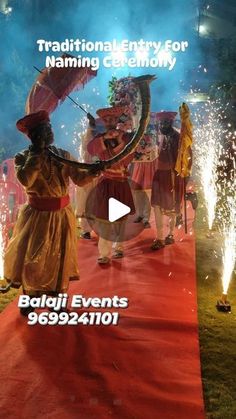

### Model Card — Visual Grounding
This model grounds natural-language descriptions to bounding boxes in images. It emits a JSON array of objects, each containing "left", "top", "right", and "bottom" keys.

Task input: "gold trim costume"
[{"left": 4, "top": 111, "right": 93, "bottom": 296}]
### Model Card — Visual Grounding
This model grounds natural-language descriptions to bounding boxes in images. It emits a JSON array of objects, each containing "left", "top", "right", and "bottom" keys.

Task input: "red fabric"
[
  {"left": 100, "top": 171, "right": 129, "bottom": 181},
  {"left": 28, "top": 194, "right": 70, "bottom": 211},
  {"left": 151, "top": 170, "right": 184, "bottom": 213},
  {"left": 25, "top": 54, "right": 97, "bottom": 114},
  {"left": 0, "top": 213, "right": 204, "bottom": 419},
  {"left": 16, "top": 110, "right": 50, "bottom": 135},
  {"left": 91, "top": 177, "right": 135, "bottom": 220},
  {"left": 156, "top": 111, "right": 177, "bottom": 121},
  {"left": 157, "top": 131, "right": 180, "bottom": 170},
  {"left": 96, "top": 105, "right": 127, "bottom": 120},
  {"left": 131, "top": 159, "right": 158, "bottom": 190},
  {"left": 87, "top": 133, "right": 106, "bottom": 156}
]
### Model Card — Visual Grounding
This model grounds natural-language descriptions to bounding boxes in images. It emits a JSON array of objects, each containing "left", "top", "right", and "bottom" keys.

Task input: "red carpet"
[{"left": 0, "top": 212, "right": 205, "bottom": 419}]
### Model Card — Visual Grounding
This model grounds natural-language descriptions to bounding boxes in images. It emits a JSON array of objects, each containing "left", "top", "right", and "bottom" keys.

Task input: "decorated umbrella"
[
  {"left": 25, "top": 54, "right": 97, "bottom": 114},
  {"left": 48, "top": 75, "right": 156, "bottom": 170}
]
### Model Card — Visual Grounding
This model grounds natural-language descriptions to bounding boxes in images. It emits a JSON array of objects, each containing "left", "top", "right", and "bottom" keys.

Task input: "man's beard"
[
  {"left": 45, "top": 133, "right": 54, "bottom": 145},
  {"left": 160, "top": 127, "right": 172, "bottom": 135}
]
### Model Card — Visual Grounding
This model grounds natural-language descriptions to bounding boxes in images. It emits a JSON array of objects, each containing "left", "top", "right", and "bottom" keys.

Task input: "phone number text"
[{"left": 27, "top": 311, "right": 120, "bottom": 326}]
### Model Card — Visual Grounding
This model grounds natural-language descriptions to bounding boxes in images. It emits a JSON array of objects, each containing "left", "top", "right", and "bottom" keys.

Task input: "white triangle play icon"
[{"left": 108, "top": 197, "right": 131, "bottom": 222}]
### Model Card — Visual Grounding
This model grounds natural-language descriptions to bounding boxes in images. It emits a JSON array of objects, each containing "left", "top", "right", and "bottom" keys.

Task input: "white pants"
[
  {"left": 76, "top": 181, "right": 96, "bottom": 233},
  {"left": 133, "top": 189, "right": 151, "bottom": 222},
  {"left": 80, "top": 216, "right": 93, "bottom": 233},
  {"left": 97, "top": 221, "right": 126, "bottom": 258},
  {"left": 153, "top": 205, "right": 176, "bottom": 240}
]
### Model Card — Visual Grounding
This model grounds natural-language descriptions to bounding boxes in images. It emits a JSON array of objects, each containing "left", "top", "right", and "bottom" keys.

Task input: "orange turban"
[{"left": 16, "top": 110, "right": 50, "bottom": 136}]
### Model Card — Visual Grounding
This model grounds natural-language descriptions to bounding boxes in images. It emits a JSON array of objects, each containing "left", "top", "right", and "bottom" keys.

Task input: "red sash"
[{"left": 28, "top": 195, "right": 70, "bottom": 211}]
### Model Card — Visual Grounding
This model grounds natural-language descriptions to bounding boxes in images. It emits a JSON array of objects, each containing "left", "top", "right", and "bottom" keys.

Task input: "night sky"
[{"left": 0, "top": 0, "right": 234, "bottom": 155}]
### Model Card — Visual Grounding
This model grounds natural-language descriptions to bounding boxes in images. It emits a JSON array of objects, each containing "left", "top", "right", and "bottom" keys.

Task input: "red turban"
[
  {"left": 156, "top": 111, "right": 177, "bottom": 121},
  {"left": 96, "top": 106, "right": 127, "bottom": 121},
  {"left": 16, "top": 110, "right": 50, "bottom": 136}
]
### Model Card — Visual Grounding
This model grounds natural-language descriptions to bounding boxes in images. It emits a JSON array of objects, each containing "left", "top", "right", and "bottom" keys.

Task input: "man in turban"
[
  {"left": 131, "top": 112, "right": 159, "bottom": 228},
  {"left": 151, "top": 111, "right": 183, "bottom": 250},
  {"left": 4, "top": 110, "right": 99, "bottom": 315},
  {"left": 87, "top": 106, "right": 135, "bottom": 264}
]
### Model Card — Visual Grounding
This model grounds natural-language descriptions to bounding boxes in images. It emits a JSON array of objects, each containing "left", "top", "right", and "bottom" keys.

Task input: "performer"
[
  {"left": 131, "top": 127, "right": 157, "bottom": 228},
  {"left": 87, "top": 106, "right": 135, "bottom": 264},
  {"left": 76, "top": 113, "right": 99, "bottom": 239},
  {"left": 151, "top": 111, "right": 183, "bottom": 250},
  {"left": 131, "top": 162, "right": 156, "bottom": 228},
  {"left": 4, "top": 110, "right": 99, "bottom": 315}
]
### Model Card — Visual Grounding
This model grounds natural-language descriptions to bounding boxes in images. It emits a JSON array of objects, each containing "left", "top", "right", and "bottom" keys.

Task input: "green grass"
[
  {"left": 0, "top": 286, "right": 18, "bottom": 312},
  {"left": 0, "top": 211, "right": 235, "bottom": 418},
  {"left": 196, "top": 202, "right": 236, "bottom": 419}
]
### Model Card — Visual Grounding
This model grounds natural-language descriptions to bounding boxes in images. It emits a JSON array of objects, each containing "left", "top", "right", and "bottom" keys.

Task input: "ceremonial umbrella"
[{"left": 25, "top": 54, "right": 97, "bottom": 114}]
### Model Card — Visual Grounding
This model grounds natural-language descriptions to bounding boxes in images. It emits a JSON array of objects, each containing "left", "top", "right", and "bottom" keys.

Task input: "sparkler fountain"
[
  {"left": 194, "top": 99, "right": 235, "bottom": 311},
  {"left": 194, "top": 100, "right": 226, "bottom": 237},
  {"left": 216, "top": 156, "right": 235, "bottom": 312}
]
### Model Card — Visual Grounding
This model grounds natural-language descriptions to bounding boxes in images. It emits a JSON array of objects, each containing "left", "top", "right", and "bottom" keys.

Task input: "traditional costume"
[
  {"left": 4, "top": 111, "right": 93, "bottom": 296},
  {"left": 131, "top": 158, "right": 157, "bottom": 227},
  {"left": 130, "top": 112, "right": 158, "bottom": 227},
  {"left": 151, "top": 111, "right": 183, "bottom": 249},
  {"left": 87, "top": 106, "right": 135, "bottom": 263},
  {"left": 75, "top": 118, "right": 103, "bottom": 239}
]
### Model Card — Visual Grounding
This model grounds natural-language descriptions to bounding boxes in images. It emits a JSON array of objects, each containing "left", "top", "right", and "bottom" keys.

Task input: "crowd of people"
[
  {"left": 77, "top": 106, "right": 191, "bottom": 257},
  {"left": 2, "top": 105, "right": 193, "bottom": 315}
]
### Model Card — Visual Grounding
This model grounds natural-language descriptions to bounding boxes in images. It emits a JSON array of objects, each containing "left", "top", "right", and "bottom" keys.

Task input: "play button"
[
  {"left": 108, "top": 198, "right": 131, "bottom": 222},
  {"left": 83, "top": 180, "right": 150, "bottom": 241}
]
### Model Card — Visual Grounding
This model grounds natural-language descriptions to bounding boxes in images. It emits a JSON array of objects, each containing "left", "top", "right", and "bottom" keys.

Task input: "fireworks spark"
[
  {"left": 215, "top": 104, "right": 236, "bottom": 296},
  {"left": 193, "top": 97, "right": 236, "bottom": 298},
  {"left": 220, "top": 164, "right": 236, "bottom": 295},
  {"left": 194, "top": 100, "right": 226, "bottom": 230},
  {"left": 222, "top": 203, "right": 236, "bottom": 294},
  {"left": 71, "top": 101, "right": 99, "bottom": 159}
]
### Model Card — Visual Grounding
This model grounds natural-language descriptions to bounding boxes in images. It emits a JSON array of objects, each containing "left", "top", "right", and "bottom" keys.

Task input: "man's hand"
[
  {"left": 87, "top": 113, "right": 96, "bottom": 127},
  {"left": 87, "top": 161, "right": 104, "bottom": 176},
  {"left": 104, "top": 129, "right": 120, "bottom": 140}
]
